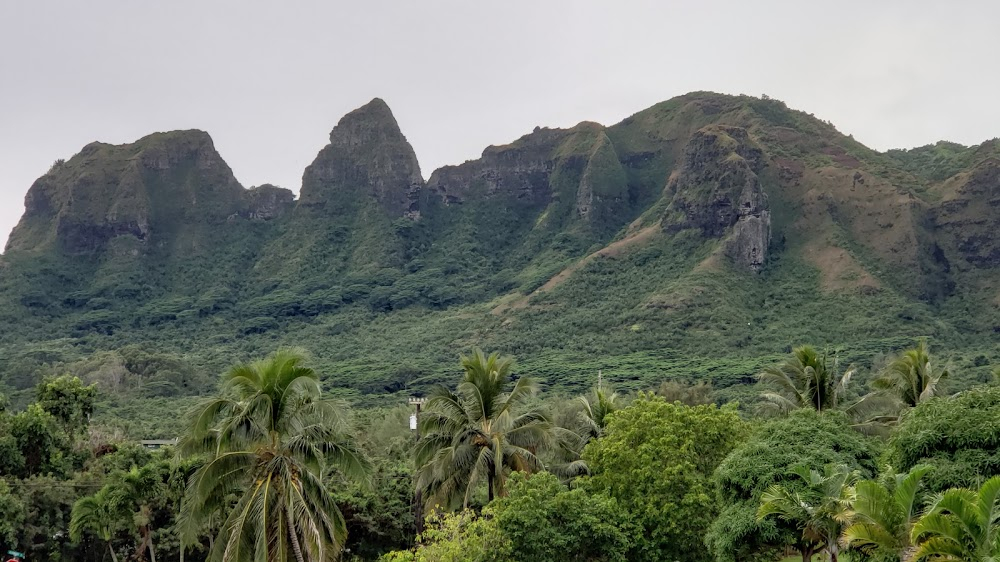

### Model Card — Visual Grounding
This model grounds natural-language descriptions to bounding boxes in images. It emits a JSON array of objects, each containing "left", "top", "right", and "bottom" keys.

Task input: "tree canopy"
[
  {"left": 706, "top": 409, "right": 880, "bottom": 562},
  {"left": 583, "top": 395, "right": 747, "bottom": 562},
  {"left": 886, "top": 385, "right": 1000, "bottom": 492}
]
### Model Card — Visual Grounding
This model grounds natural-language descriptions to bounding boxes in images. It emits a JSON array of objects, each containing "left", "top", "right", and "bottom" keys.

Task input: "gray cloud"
[{"left": 2, "top": 0, "right": 998, "bottom": 250}]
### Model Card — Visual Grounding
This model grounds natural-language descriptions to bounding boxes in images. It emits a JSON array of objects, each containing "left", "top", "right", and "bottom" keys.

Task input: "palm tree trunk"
[
  {"left": 108, "top": 543, "right": 119, "bottom": 562},
  {"left": 145, "top": 526, "right": 157, "bottom": 562},
  {"left": 487, "top": 475, "right": 495, "bottom": 503},
  {"left": 286, "top": 505, "right": 307, "bottom": 562},
  {"left": 799, "top": 545, "right": 813, "bottom": 562}
]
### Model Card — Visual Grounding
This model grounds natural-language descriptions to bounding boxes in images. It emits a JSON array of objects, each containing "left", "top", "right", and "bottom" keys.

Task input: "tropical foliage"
[
  {"left": 910, "top": 476, "right": 1000, "bottom": 562},
  {"left": 706, "top": 410, "right": 879, "bottom": 562},
  {"left": 757, "top": 464, "right": 858, "bottom": 562},
  {"left": 582, "top": 395, "right": 747, "bottom": 562},
  {"left": 886, "top": 385, "right": 1000, "bottom": 492},
  {"left": 179, "top": 349, "right": 368, "bottom": 562},
  {"left": 874, "top": 341, "right": 948, "bottom": 408},
  {"left": 414, "top": 349, "right": 553, "bottom": 509},
  {"left": 6, "top": 340, "right": 1000, "bottom": 562},
  {"left": 842, "top": 465, "right": 932, "bottom": 562}
]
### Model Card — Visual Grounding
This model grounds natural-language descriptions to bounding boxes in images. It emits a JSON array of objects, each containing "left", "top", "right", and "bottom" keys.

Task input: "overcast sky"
[{"left": 2, "top": 0, "right": 998, "bottom": 251}]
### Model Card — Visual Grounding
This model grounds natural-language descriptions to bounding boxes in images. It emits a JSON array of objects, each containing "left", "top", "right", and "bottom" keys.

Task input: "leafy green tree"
[
  {"left": 415, "top": 349, "right": 553, "bottom": 509},
  {"left": 333, "top": 405, "right": 416, "bottom": 559},
  {"left": 35, "top": 375, "right": 97, "bottom": 437},
  {"left": 886, "top": 385, "right": 1000, "bottom": 492},
  {"left": 180, "top": 349, "right": 368, "bottom": 562},
  {"left": 911, "top": 476, "right": 1000, "bottom": 562},
  {"left": 873, "top": 341, "right": 947, "bottom": 409},
  {"left": 377, "top": 510, "right": 509, "bottom": 562},
  {"left": 757, "top": 345, "right": 856, "bottom": 414},
  {"left": 0, "top": 478, "right": 26, "bottom": 550},
  {"left": 9, "top": 403, "right": 70, "bottom": 477},
  {"left": 758, "top": 464, "right": 858, "bottom": 562},
  {"left": 842, "top": 465, "right": 932, "bottom": 562},
  {"left": 19, "top": 474, "right": 82, "bottom": 561},
  {"left": 488, "top": 471, "right": 632, "bottom": 562},
  {"left": 582, "top": 395, "right": 746, "bottom": 562},
  {"left": 334, "top": 459, "right": 415, "bottom": 560},
  {"left": 706, "top": 410, "right": 879, "bottom": 562}
]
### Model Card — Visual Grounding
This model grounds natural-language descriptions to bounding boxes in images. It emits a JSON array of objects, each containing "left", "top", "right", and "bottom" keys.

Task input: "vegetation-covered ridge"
[{"left": 2, "top": 91, "right": 1000, "bottom": 420}]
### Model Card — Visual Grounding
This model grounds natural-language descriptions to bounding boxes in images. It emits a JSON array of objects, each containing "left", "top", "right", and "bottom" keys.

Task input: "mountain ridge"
[{"left": 2, "top": 91, "right": 999, "bottom": 408}]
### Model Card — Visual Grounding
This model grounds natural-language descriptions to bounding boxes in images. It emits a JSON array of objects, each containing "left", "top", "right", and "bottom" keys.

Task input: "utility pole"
[{"left": 408, "top": 397, "right": 427, "bottom": 537}]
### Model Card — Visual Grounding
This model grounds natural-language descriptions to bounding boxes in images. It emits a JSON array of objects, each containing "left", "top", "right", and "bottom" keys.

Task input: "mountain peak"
[
  {"left": 300, "top": 98, "right": 423, "bottom": 217},
  {"left": 5, "top": 129, "right": 244, "bottom": 254}
]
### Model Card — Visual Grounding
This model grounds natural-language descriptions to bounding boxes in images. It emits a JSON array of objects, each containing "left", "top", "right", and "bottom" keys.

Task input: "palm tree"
[
  {"left": 70, "top": 488, "right": 121, "bottom": 562},
  {"left": 415, "top": 349, "right": 554, "bottom": 510},
  {"left": 577, "top": 376, "right": 622, "bottom": 440},
  {"left": 842, "top": 465, "right": 932, "bottom": 562},
  {"left": 757, "top": 346, "right": 856, "bottom": 414},
  {"left": 910, "top": 476, "right": 1000, "bottom": 562},
  {"left": 548, "top": 378, "right": 623, "bottom": 482},
  {"left": 758, "top": 464, "right": 858, "bottom": 562},
  {"left": 116, "top": 464, "right": 164, "bottom": 562},
  {"left": 70, "top": 464, "right": 165, "bottom": 562},
  {"left": 874, "top": 341, "right": 948, "bottom": 408},
  {"left": 179, "top": 349, "right": 368, "bottom": 562}
]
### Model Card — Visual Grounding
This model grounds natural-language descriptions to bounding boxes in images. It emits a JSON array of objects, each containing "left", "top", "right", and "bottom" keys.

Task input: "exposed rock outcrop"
[
  {"left": 425, "top": 122, "right": 630, "bottom": 235},
  {"left": 662, "top": 125, "right": 771, "bottom": 272},
  {"left": 425, "top": 126, "right": 568, "bottom": 207},
  {"left": 933, "top": 157, "right": 1000, "bottom": 268},
  {"left": 245, "top": 184, "right": 295, "bottom": 220},
  {"left": 299, "top": 98, "right": 424, "bottom": 218},
  {"left": 6, "top": 130, "right": 245, "bottom": 254}
]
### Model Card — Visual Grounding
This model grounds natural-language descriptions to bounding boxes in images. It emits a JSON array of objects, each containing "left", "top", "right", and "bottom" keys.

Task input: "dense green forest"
[{"left": 1, "top": 342, "right": 997, "bottom": 562}]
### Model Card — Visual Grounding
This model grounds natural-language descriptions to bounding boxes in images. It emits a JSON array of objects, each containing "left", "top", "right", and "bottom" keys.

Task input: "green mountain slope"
[{"left": 2, "top": 92, "right": 999, "bottom": 413}]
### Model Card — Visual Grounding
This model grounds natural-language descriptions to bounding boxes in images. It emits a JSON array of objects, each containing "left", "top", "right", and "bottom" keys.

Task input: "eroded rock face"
[
  {"left": 425, "top": 127, "right": 567, "bottom": 207},
  {"left": 245, "top": 184, "right": 295, "bottom": 220},
  {"left": 933, "top": 158, "right": 1000, "bottom": 268},
  {"left": 299, "top": 98, "right": 424, "bottom": 218},
  {"left": 662, "top": 125, "right": 771, "bottom": 271},
  {"left": 6, "top": 130, "right": 245, "bottom": 254},
  {"left": 424, "top": 123, "right": 630, "bottom": 235}
]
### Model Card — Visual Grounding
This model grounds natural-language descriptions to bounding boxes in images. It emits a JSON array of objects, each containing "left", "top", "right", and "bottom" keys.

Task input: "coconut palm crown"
[
  {"left": 178, "top": 349, "right": 367, "bottom": 562},
  {"left": 757, "top": 346, "right": 856, "bottom": 414},
  {"left": 874, "top": 340, "right": 948, "bottom": 408},
  {"left": 414, "top": 348, "right": 554, "bottom": 510}
]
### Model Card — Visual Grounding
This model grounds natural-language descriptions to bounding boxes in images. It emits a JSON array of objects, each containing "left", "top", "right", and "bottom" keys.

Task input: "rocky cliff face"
[
  {"left": 933, "top": 157, "right": 1000, "bottom": 269},
  {"left": 425, "top": 122, "right": 631, "bottom": 239},
  {"left": 245, "top": 184, "right": 295, "bottom": 220},
  {"left": 299, "top": 98, "right": 423, "bottom": 218},
  {"left": 6, "top": 130, "right": 247, "bottom": 254},
  {"left": 661, "top": 125, "right": 771, "bottom": 271},
  {"left": 426, "top": 126, "right": 567, "bottom": 207}
]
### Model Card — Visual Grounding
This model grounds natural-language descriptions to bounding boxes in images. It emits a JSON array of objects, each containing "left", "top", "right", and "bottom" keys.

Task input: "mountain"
[{"left": 2, "top": 92, "right": 999, "bottom": 410}]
